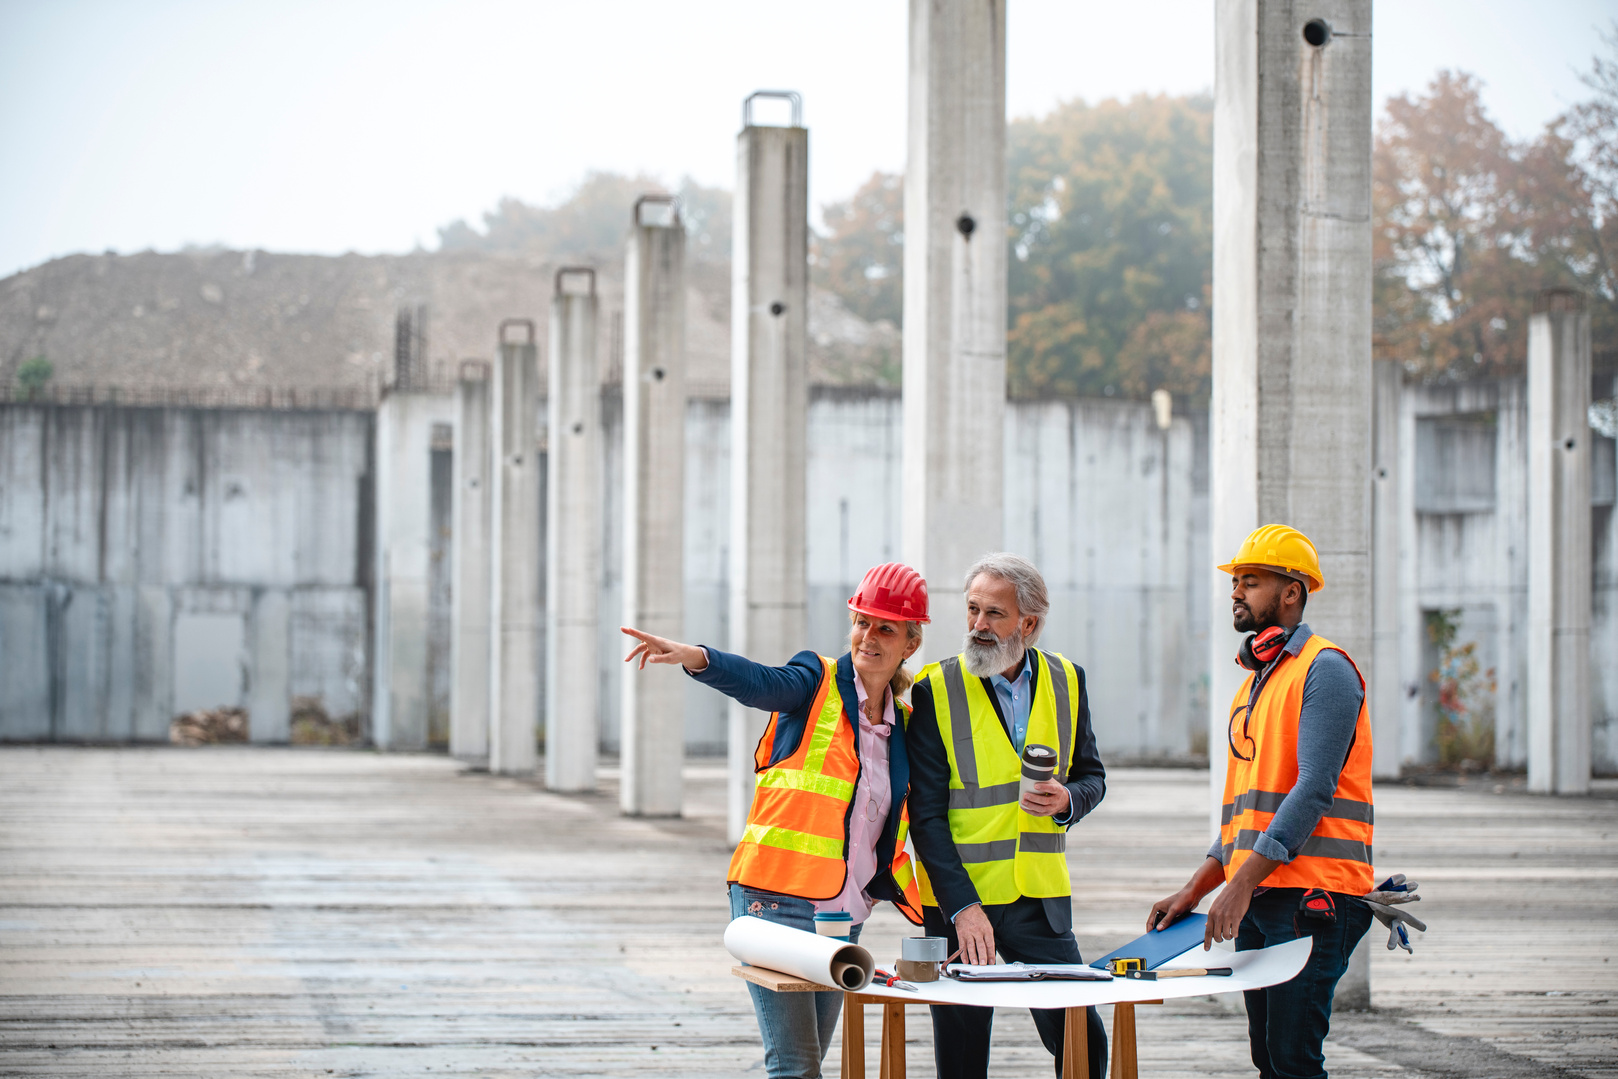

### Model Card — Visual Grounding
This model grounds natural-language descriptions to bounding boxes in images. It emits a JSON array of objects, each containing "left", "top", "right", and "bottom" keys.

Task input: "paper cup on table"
[
  {"left": 1019, "top": 743, "right": 1058, "bottom": 800},
  {"left": 725, "top": 916, "right": 875, "bottom": 991}
]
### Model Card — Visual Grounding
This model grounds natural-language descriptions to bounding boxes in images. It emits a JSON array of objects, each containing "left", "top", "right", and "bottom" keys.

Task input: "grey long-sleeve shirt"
[{"left": 1209, "top": 624, "right": 1365, "bottom": 867}]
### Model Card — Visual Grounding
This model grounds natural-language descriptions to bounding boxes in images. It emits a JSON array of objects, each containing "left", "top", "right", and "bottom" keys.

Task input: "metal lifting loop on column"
[
  {"left": 633, "top": 194, "right": 681, "bottom": 229},
  {"left": 498, "top": 318, "right": 535, "bottom": 345},
  {"left": 553, "top": 266, "right": 597, "bottom": 298},
  {"left": 743, "top": 89, "right": 802, "bottom": 129},
  {"left": 458, "top": 358, "right": 490, "bottom": 382}
]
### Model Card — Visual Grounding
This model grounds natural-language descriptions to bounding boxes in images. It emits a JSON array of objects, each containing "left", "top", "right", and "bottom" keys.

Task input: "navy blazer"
[{"left": 689, "top": 646, "right": 912, "bottom": 908}]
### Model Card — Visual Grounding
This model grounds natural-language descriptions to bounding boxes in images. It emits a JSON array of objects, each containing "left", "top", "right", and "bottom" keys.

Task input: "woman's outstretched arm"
[{"left": 620, "top": 627, "right": 821, "bottom": 714}]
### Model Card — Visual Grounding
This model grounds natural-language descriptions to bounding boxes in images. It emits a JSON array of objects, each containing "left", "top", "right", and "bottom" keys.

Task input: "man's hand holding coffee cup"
[
  {"left": 1017, "top": 743, "right": 1066, "bottom": 815},
  {"left": 1020, "top": 779, "right": 1070, "bottom": 816}
]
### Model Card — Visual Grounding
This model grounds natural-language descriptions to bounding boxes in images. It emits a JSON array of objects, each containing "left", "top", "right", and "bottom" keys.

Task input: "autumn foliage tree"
[
  {"left": 1004, "top": 94, "right": 1213, "bottom": 401},
  {"left": 813, "top": 171, "right": 904, "bottom": 326},
  {"left": 1375, "top": 40, "right": 1618, "bottom": 378}
]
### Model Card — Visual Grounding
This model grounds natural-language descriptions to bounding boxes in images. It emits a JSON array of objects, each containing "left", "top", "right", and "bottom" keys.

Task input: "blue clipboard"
[{"left": 1090, "top": 912, "right": 1210, "bottom": 970}]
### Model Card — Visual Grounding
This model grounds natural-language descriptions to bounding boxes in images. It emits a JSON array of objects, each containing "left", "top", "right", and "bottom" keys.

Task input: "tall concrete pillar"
[
  {"left": 1527, "top": 289, "right": 1592, "bottom": 795},
  {"left": 727, "top": 95, "right": 809, "bottom": 839},
  {"left": 624, "top": 196, "right": 688, "bottom": 817},
  {"left": 901, "top": 0, "right": 1007, "bottom": 660},
  {"left": 451, "top": 360, "right": 492, "bottom": 763},
  {"left": 547, "top": 269, "right": 602, "bottom": 793},
  {"left": 488, "top": 320, "right": 540, "bottom": 776},
  {"left": 1370, "top": 360, "right": 1403, "bottom": 779},
  {"left": 1211, "top": 2, "right": 1375, "bottom": 1007},
  {"left": 372, "top": 326, "right": 456, "bottom": 751}
]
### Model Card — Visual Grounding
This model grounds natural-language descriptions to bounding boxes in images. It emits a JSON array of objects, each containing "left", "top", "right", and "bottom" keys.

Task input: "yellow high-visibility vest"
[{"left": 915, "top": 650, "right": 1078, "bottom": 906}]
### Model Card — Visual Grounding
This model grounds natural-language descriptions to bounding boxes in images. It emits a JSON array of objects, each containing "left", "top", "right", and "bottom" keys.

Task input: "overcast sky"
[{"left": 1, "top": 0, "right": 1613, "bottom": 279}]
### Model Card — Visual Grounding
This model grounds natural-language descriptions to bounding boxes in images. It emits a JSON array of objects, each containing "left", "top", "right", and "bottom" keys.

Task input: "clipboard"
[{"left": 1090, "top": 912, "right": 1211, "bottom": 970}]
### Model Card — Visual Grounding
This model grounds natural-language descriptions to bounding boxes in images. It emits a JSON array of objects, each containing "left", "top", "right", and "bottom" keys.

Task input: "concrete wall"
[
  {"left": 0, "top": 404, "right": 372, "bottom": 741},
  {"left": 1394, "top": 375, "right": 1618, "bottom": 773},
  {"left": 13, "top": 374, "right": 1605, "bottom": 771},
  {"left": 588, "top": 388, "right": 1210, "bottom": 759}
]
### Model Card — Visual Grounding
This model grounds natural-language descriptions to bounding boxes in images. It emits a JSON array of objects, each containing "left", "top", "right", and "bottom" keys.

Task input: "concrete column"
[
  {"left": 901, "top": 0, "right": 1007, "bottom": 659},
  {"left": 247, "top": 589, "right": 290, "bottom": 743},
  {"left": 624, "top": 197, "right": 688, "bottom": 817},
  {"left": 1370, "top": 360, "right": 1403, "bottom": 778},
  {"left": 373, "top": 390, "right": 455, "bottom": 750},
  {"left": 547, "top": 269, "right": 602, "bottom": 793},
  {"left": 451, "top": 361, "right": 492, "bottom": 763},
  {"left": 728, "top": 96, "right": 809, "bottom": 839},
  {"left": 488, "top": 320, "right": 541, "bottom": 775},
  {"left": 1527, "top": 289, "right": 1593, "bottom": 795},
  {"left": 1212, "top": 1, "right": 1375, "bottom": 1008}
]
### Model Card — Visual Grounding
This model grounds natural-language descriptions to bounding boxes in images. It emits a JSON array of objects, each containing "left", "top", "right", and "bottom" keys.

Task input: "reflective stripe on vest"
[
  {"left": 916, "top": 650, "right": 1077, "bottom": 906},
  {"left": 726, "top": 655, "right": 924, "bottom": 924},
  {"left": 1219, "top": 633, "right": 1375, "bottom": 894}
]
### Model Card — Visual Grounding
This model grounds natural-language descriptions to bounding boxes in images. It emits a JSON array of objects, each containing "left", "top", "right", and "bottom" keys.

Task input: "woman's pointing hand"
[{"left": 620, "top": 627, "right": 708, "bottom": 672}]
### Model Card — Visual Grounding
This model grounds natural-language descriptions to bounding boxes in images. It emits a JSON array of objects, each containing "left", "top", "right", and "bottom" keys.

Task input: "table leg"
[
  {"left": 879, "top": 1002, "right": 905, "bottom": 1079},
  {"left": 1110, "top": 1002, "right": 1138, "bottom": 1079},
  {"left": 842, "top": 993, "right": 865, "bottom": 1079},
  {"left": 1062, "top": 1005, "right": 1088, "bottom": 1079}
]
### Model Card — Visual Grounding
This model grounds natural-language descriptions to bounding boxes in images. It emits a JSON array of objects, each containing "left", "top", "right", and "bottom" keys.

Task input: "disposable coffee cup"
[
  {"left": 1019, "top": 744, "right": 1058, "bottom": 800},
  {"left": 813, "top": 910, "right": 853, "bottom": 941}
]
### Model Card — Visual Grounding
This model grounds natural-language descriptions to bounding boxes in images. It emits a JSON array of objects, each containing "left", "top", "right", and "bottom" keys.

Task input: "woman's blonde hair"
[{"left": 848, "top": 611, "right": 925, "bottom": 699}]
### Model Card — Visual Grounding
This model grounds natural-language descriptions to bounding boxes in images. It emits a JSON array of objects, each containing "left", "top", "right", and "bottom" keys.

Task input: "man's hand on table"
[
  {"left": 952, "top": 904, "right": 996, "bottom": 966},
  {"left": 1019, "top": 779, "right": 1070, "bottom": 817},
  {"left": 1147, "top": 855, "right": 1228, "bottom": 945}
]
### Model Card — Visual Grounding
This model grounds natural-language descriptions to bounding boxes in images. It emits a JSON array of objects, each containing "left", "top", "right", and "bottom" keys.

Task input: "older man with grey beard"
[{"left": 906, "top": 553, "right": 1108, "bottom": 1079}]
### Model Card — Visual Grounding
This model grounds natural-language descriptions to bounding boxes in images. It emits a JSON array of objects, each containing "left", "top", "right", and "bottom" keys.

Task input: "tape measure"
[{"left": 1107, "top": 957, "right": 1145, "bottom": 976}]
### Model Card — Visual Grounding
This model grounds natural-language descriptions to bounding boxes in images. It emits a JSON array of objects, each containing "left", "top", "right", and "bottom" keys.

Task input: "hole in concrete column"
[
  {"left": 572, "top": 422, "right": 584, "bottom": 435},
  {"left": 956, "top": 214, "right": 976, "bottom": 239},
  {"left": 1303, "top": 18, "right": 1332, "bottom": 46},
  {"left": 769, "top": 302, "right": 785, "bottom": 316},
  {"left": 1377, "top": 468, "right": 1388, "bottom": 479},
  {"left": 651, "top": 367, "right": 666, "bottom": 381},
  {"left": 1565, "top": 438, "right": 1577, "bottom": 451}
]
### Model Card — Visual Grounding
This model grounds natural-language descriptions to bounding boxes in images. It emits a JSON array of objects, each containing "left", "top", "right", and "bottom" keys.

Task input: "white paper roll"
[{"left": 724, "top": 916, "right": 875, "bottom": 991}]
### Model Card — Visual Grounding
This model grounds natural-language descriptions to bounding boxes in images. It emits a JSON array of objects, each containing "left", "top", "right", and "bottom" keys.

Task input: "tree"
[
  {"left": 1373, "top": 50, "right": 1618, "bottom": 378},
  {"left": 438, "top": 173, "right": 731, "bottom": 263},
  {"left": 813, "top": 172, "right": 904, "bottom": 326},
  {"left": 16, "top": 356, "right": 51, "bottom": 400},
  {"left": 1373, "top": 72, "right": 1545, "bottom": 377},
  {"left": 1005, "top": 94, "right": 1213, "bottom": 401},
  {"left": 1546, "top": 22, "right": 1618, "bottom": 350}
]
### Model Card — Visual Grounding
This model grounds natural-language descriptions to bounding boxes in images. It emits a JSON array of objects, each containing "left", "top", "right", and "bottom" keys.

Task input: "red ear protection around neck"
[{"left": 1237, "top": 625, "right": 1290, "bottom": 671}]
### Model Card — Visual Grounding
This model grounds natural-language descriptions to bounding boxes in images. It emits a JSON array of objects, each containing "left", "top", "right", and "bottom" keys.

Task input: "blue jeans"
[
  {"left": 1236, "top": 888, "right": 1373, "bottom": 1079},
  {"left": 729, "top": 884, "right": 863, "bottom": 1079}
]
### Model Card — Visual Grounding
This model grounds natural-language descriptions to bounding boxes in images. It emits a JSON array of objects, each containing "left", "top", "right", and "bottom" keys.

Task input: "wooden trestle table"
[{"left": 731, "top": 936, "right": 1311, "bottom": 1079}]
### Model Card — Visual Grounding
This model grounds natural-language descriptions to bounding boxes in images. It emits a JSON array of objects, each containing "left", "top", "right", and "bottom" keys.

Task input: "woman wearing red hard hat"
[{"left": 621, "top": 562, "right": 929, "bottom": 1079}]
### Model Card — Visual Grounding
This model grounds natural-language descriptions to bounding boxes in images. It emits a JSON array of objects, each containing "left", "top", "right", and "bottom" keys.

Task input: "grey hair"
[{"left": 964, "top": 552, "right": 1050, "bottom": 646}]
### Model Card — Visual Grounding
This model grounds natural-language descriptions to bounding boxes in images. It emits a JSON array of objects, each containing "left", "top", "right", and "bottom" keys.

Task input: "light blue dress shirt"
[{"left": 988, "top": 650, "right": 1035, "bottom": 754}]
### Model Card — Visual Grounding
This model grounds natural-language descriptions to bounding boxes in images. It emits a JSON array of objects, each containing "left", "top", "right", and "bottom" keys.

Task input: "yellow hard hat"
[{"left": 1217, "top": 524, "right": 1324, "bottom": 593}]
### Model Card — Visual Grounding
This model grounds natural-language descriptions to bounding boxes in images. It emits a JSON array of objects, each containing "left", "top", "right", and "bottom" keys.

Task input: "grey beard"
[{"left": 962, "top": 628, "right": 1025, "bottom": 678}]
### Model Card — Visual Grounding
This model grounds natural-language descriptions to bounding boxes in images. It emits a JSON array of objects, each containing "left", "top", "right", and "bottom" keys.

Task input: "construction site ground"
[{"left": 1, "top": 746, "right": 1614, "bottom": 1078}]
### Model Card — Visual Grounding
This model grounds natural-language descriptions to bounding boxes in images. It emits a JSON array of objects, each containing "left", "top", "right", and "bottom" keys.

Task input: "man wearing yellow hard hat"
[{"left": 1147, "top": 525, "right": 1375, "bottom": 1079}]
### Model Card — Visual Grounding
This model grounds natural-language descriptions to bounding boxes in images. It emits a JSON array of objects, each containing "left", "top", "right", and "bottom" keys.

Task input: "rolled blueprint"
[{"left": 725, "top": 916, "right": 875, "bottom": 991}]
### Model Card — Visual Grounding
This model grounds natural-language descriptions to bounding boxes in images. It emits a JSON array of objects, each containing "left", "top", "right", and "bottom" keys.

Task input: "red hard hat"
[{"left": 848, "top": 562, "right": 930, "bottom": 624}]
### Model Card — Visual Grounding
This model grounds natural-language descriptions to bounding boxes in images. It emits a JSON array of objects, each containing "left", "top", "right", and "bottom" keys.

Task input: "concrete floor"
[{"left": 1, "top": 746, "right": 1614, "bottom": 1078}]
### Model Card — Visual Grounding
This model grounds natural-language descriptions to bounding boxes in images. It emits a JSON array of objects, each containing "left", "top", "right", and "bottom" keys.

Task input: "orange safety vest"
[
  {"left": 1220, "top": 632, "right": 1375, "bottom": 895},
  {"left": 727, "top": 655, "right": 924, "bottom": 925}
]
